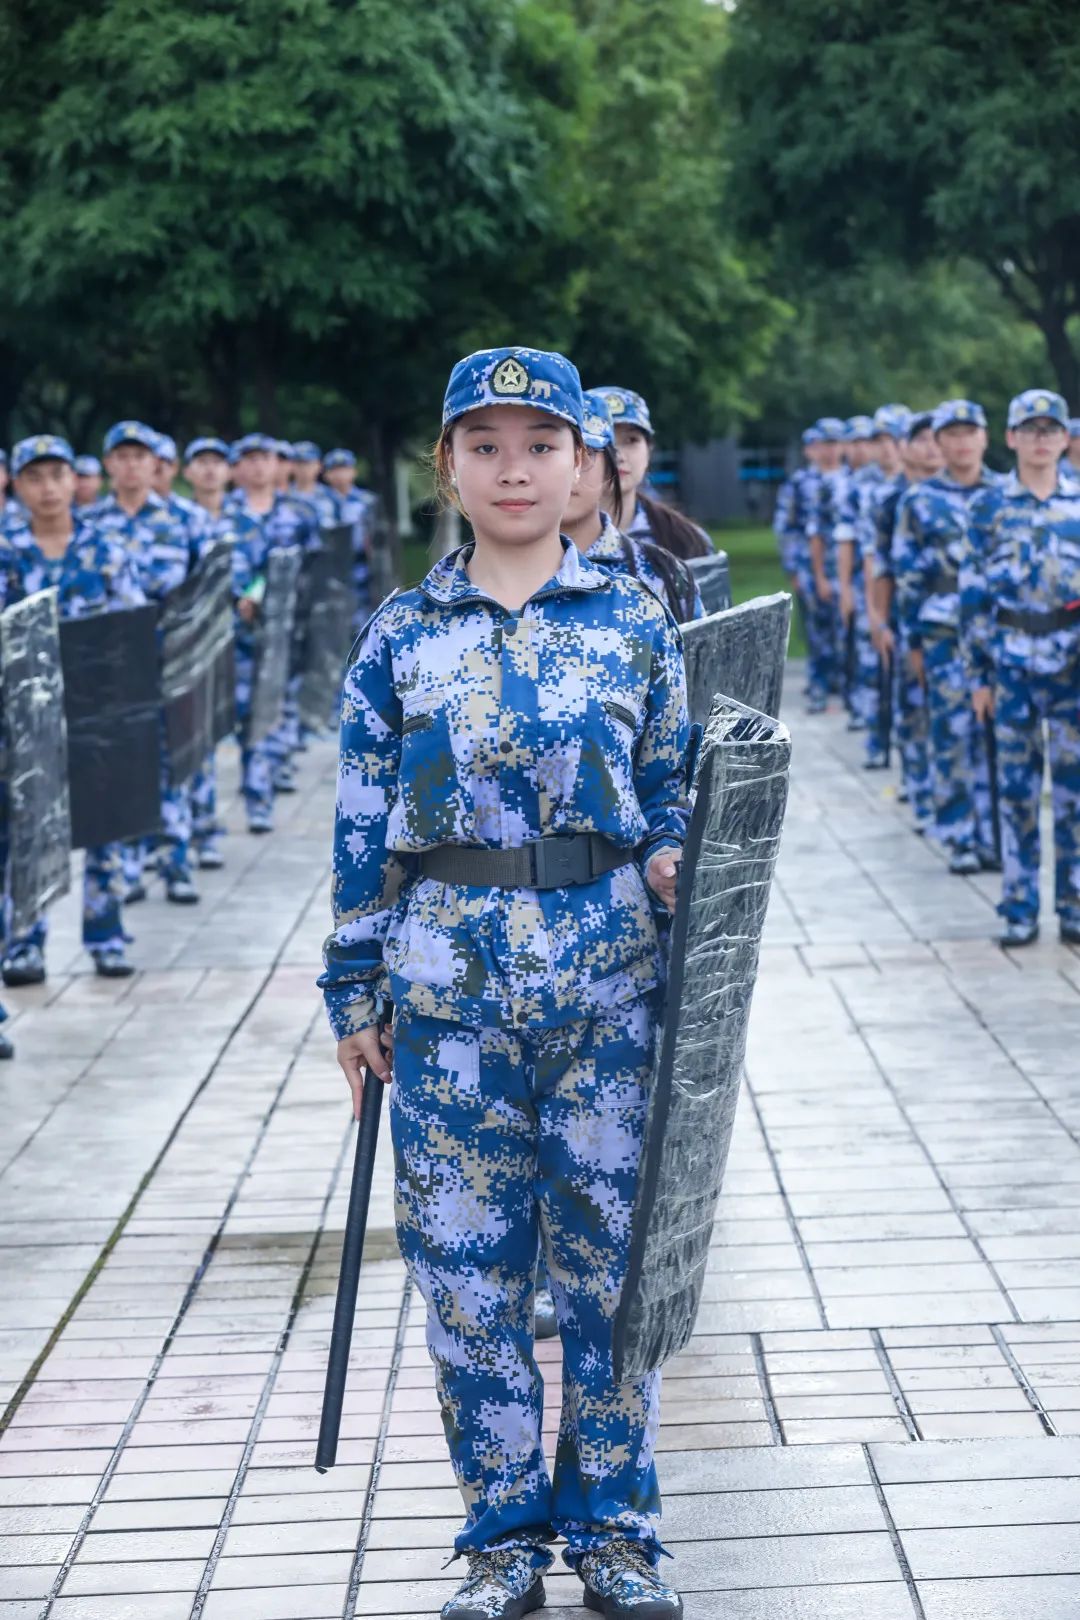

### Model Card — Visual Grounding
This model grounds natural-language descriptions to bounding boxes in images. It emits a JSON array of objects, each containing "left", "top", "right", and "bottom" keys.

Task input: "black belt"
[
  {"left": 997, "top": 604, "right": 1080, "bottom": 635},
  {"left": 417, "top": 835, "right": 631, "bottom": 890}
]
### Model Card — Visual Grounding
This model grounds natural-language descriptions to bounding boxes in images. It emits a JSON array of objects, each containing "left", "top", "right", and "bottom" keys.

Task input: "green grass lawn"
[
  {"left": 400, "top": 519, "right": 803, "bottom": 654},
  {"left": 711, "top": 521, "right": 804, "bottom": 656}
]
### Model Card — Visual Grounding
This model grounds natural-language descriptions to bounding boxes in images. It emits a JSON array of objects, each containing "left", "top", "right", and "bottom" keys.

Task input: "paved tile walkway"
[{"left": 1, "top": 685, "right": 1078, "bottom": 1618}]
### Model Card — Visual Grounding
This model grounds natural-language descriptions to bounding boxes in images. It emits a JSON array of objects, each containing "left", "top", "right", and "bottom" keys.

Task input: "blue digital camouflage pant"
[
  {"left": 923, "top": 630, "right": 994, "bottom": 855},
  {"left": 845, "top": 573, "right": 879, "bottom": 728},
  {"left": 895, "top": 648, "right": 933, "bottom": 825},
  {"left": 234, "top": 645, "right": 274, "bottom": 818},
  {"left": 391, "top": 997, "right": 663, "bottom": 1570},
  {"left": 800, "top": 571, "right": 836, "bottom": 706},
  {"left": 13, "top": 843, "right": 127, "bottom": 958},
  {"left": 157, "top": 768, "right": 194, "bottom": 881},
  {"left": 993, "top": 663, "right": 1080, "bottom": 926},
  {"left": 191, "top": 752, "right": 219, "bottom": 845}
]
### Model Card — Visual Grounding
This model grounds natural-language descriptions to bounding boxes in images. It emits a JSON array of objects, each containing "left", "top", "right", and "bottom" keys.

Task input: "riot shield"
[
  {"left": 59, "top": 605, "right": 161, "bottom": 850},
  {"left": 159, "top": 542, "right": 236, "bottom": 784},
  {"left": 686, "top": 549, "right": 732, "bottom": 616},
  {"left": 298, "top": 523, "right": 354, "bottom": 731},
  {"left": 247, "top": 549, "right": 301, "bottom": 745},
  {"left": 0, "top": 592, "right": 72, "bottom": 935},
  {"left": 612, "top": 695, "right": 791, "bottom": 1381},
  {"left": 681, "top": 592, "right": 792, "bottom": 725}
]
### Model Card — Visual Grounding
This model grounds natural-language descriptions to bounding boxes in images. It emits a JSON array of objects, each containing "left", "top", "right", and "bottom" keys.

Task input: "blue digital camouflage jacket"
[
  {"left": 892, "top": 469, "right": 1001, "bottom": 646},
  {"left": 586, "top": 510, "right": 705, "bottom": 620},
  {"left": 804, "top": 467, "right": 849, "bottom": 581},
  {"left": 226, "top": 489, "right": 319, "bottom": 562},
  {"left": 869, "top": 473, "right": 908, "bottom": 582},
  {"left": 90, "top": 490, "right": 203, "bottom": 601},
  {"left": 834, "top": 463, "right": 884, "bottom": 562},
  {"left": 320, "top": 539, "right": 690, "bottom": 1038},
  {"left": 773, "top": 466, "right": 818, "bottom": 578},
  {"left": 960, "top": 470, "right": 1080, "bottom": 681},
  {"left": 0, "top": 515, "right": 147, "bottom": 617}
]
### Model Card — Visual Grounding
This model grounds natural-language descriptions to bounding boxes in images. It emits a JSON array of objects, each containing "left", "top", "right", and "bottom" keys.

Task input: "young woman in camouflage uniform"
[{"left": 321, "top": 348, "right": 688, "bottom": 1620}]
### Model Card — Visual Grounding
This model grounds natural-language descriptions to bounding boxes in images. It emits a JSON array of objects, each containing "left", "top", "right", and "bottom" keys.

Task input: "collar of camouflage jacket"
[{"left": 418, "top": 533, "right": 611, "bottom": 607}]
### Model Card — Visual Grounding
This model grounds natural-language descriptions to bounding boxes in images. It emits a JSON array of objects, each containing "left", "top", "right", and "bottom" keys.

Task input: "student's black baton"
[
  {"left": 316, "top": 1030, "right": 388, "bottom": 1474},
  {"left": 984, "top": 715, "right": 1002, "bottom": 868},
  {"left": 877, "top": 647, "right": 893, "bottom": 767}
]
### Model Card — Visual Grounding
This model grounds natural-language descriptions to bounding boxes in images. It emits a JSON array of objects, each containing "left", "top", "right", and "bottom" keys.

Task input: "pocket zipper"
[
  {"left": 402, "top": 710, "right": 435, "bottom": 735},
  {"left": 604, "top": 698, "right": 637, "bottom": 730}
]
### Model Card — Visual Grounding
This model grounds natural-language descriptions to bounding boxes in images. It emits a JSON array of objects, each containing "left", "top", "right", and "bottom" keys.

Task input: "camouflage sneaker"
[
  {"left": 441, "top": 1546, "right": 546, "bottom": 1620},
  {"left": 579, "top": 1541, "right": 683, "bottom": 1619}
]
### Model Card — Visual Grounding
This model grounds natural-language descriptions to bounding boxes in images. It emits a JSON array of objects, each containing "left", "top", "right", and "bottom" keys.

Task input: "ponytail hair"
[
  {"left": 636, "top": 491, "right": 711, "bottom": 560},
  {"left": 602, "top": 446, "right": 624, "bottom": 527}
]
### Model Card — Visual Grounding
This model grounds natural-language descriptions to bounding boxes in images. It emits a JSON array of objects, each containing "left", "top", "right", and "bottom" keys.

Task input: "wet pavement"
[{"left": 1, "top": 685, "right": 1078, "bottom": 1619}]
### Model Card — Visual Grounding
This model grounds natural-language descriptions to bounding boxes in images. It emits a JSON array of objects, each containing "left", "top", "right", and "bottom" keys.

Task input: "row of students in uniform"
[
  {"left": 779, "top": 396, "right": 1080, "bottom": 950},
  {"left": 0, "top": 425, "right": 373, "bottom": 1056}
]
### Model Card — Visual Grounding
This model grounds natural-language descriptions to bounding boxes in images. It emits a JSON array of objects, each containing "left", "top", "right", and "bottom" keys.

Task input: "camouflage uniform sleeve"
[
  {"left": 635, "top": 608, "right": 691, "bottom": 878},
  {"left": 773, "top": 479, "right": 796, "bottom": 574},
  {"left": 319, "top": 612, "right": 407, "bottom": 1038},
  {"left": 892, "top": 491, "right": 929, "bottom": 649},
  {"left": 959, "top": 493, "right": 996, "bottom": 687},
  {"left": 872, "top": 489, "right": 895, "bottom": 580}
]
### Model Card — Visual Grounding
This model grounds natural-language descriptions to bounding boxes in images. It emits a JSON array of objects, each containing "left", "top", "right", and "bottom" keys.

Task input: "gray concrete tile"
[
  {"left": 917, "top": 1575, "right": 1080, "bottom": 1620},
  {"left": 902, "top": 1523, "right": 1080, "bottom": 1580}
]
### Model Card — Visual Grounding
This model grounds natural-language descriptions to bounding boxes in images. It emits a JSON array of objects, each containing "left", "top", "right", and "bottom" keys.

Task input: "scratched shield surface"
[
  {"left": 681, "top": 592, "right": 792, "bottom": 725},
  {"left": 685, "top": 549, "right": 732, "bottom": 616},
  {"left": 613, "top": 695, "right": 791, "bottom": 1381},
  {"left": 0, "top": 590, "right": 72, "bottom": 934}
]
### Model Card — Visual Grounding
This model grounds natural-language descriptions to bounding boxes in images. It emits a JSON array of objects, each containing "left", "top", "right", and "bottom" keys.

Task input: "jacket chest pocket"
[{"left": 397, "top": 690, "right": 469, "bottom": 843}]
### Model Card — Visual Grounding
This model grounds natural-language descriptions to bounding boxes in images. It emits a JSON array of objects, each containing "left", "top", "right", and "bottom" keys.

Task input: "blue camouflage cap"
[
  {"left": 323, "top": 448, "right": 356, "bottom": 469},
  {"left": 184, "top": 436, "right": 230, "bottom": 463},
  {"left": 906, "top": 411, "right": 935, "bottom": 439},
  {"left": 73, "top": 454, "right": 102, "bottom": 477},
  {"left": 1069, "top": 418, "right": 1080, "bottom": 439},
  {"left": 1006, "top": 389, "right": 1069, "bottom": 430},
  {"left": 443, "top": 347, "right": 585, "bottom": 435},
  {"left": 104, "top": 419, "right": 158, "bottom": 454},
  {"left": 873, "top": 403, "right": 912, "bottom": 439},
  {"left": 847, "top": 415, "right": 876, "bottom": 441},
  {"left": 801, "top": 425, "right": 825, "bottom": 446},
  {"left": 276, "top": 439, "right": 295, "bottom": 460},
  {"left": 154, "top": 433, "right": 178, "bottom": 462},
  {"left": 0, "top": 451, "right": 7, "bottom": 468},
  {"left": 932, "top": 399, "right": 987, "bottom": 432},
  {"left": 292, "top": 440, "right": 322, "bottom": 462},
  {"left": 581, "top": 390, "right": 616, "bottom": 452},
  {"left": 815, "top": 417, "right": 848, "bottom": 443},
  {"left": 12, "top": 434, "right": 75, "bottom": 475},
  {"left": 591, "top": 386, "right": 653, "bottom": 437},
  {"left": 234, "top": 432, "right": 279, "bottom": 458}
]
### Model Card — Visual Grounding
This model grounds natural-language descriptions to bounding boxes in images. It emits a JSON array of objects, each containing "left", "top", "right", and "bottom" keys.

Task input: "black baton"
[
  {"left": 877, "top": 648, "right": 893, "bottom": 767},
  {"left": 984, "top": 715, "right": 1002, "bottom": 867},
  {"left": 316, "top": 1029, "right": 388, "bottom": 1473}
]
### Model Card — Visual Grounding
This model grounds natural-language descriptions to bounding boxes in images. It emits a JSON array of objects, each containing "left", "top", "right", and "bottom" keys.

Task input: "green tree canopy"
[
  {"left": 723, "top": 0, "right": 1080, "bottom": 402},
  {"left": 0, "top": 0, "right": 785, "bottom": 481}
]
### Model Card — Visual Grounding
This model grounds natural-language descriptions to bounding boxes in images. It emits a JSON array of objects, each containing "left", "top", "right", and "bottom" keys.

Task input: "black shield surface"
[
  {"left": 159, "top": 542, "right": 236, "bottom": 783},
  {"left": 59, "top": 606, "right": 161, "bottom": 849},
  {"left": 0, "top": 591, "right": 72, "bottom": 934},
  {"left": 681, "top": 591, "right": 792, "bottom": 725},
  {"left": 612, "top": 696, "right": 791, "bottom": 1381},
  {"left": 686, "top": 550, "right": 732, "bottom": 616},
  {"left": 247, "top": 549, "right": 301, "bottom": 745},
  {"left": 299, "top": 523, "right": 354, "bottom": 730}
]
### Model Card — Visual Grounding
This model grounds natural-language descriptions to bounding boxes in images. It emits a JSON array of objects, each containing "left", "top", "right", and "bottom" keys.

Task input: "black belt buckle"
[{"left": 531, "top": 836, "right": 591, "bottom": 888}]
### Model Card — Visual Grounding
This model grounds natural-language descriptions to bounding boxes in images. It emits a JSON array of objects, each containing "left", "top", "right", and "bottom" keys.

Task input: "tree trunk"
[{"left": 1039, "top": 311, "right": 1080, "bottom": 406}]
